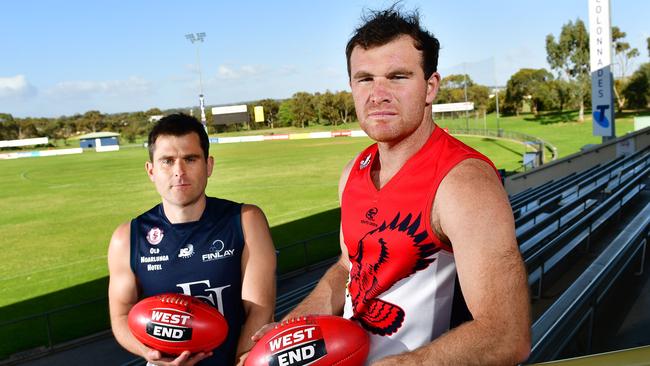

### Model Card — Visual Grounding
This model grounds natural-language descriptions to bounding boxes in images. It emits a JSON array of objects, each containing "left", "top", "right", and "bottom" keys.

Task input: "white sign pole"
[{"left": 588, "top": 0, "right": 615, "bottom": 140}]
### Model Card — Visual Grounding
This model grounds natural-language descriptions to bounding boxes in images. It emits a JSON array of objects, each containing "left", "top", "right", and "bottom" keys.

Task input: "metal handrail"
[
  {"left": 448, "top": 128, "right": 558, "bottom": 161},
  {"left": 0, "top": 298, "right": 107, "bottom": 328}
]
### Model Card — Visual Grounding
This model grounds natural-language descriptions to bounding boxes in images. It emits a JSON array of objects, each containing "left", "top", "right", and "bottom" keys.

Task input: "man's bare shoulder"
[
  {"left": 433, "top": 158, "right": 511, "bottom": 235},
  {"left": 240, "top": 204, "right": 274, "bottom": 231},
  {"left": 438, "top": 158, "right": 504, "bottom": 200},
  {"left": 241, "top": 203, "right": 265, "bottom": 218},
  {"left": 446, "top": 158, "right": 498, "bottom": 183},
  {"left": 339, "top": 153, "right": 361, "bottom": 197},
  {"left": 239, "top": 204, "right": 273, "bottom": 249},
  {"left": 110, "top": 222, "right": 131, "bottom": 247}
]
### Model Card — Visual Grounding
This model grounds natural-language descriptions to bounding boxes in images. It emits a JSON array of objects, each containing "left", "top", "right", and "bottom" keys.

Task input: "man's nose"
[
  {"left": 370, "top": 79, "right": 391, "bottom": 104},
  {"left": 173, "top": 160, "right": 186, "bottom": 176}
]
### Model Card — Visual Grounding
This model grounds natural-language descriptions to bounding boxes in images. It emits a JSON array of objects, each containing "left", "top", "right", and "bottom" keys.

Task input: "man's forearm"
[
  {"left": 111, "top": 315, "right": 149, "bottom": 358},
  {"left": 284, "top": 261, "right": 348, "bottom": 320},
  {"left": 373, "top": 318, "right": 530, "bottom": 366},
  {"left": 236, "top": 302, "right": 275, "bottom": 363}
]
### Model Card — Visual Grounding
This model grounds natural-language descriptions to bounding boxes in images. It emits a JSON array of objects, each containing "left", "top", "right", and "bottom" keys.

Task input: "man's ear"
[
  {"left": 145, "top": 161, "right": 155, "bottom": 182},
  {"left": 206, "top": 156, "right": 214, "bottom": 178},
  {"left": 425, "top": 72, "right": 441, "bottom": 106}
]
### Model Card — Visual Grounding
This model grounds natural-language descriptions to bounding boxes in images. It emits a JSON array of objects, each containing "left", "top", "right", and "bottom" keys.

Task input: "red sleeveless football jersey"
[{"left": 341, "top": 126, "right": 497, "bottom": 364}]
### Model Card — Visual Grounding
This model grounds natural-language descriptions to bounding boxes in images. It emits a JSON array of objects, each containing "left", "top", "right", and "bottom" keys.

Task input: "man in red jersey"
[{"left": 254, "top": 6, "right": 531, "bottom": 365}]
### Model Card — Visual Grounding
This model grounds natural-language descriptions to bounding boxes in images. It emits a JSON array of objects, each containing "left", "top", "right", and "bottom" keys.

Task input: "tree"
[
  {"left": 259, "top": 99, "right": 280, "bottom": 128},
  {"left": 647, "top": 37, "right": 650, "bottom": 57},
  {"left": 335, "top": 91, "right": 355, "bottom": 124},
  {"left": 289, "top": 92, "right": 316, "bottom": 128},
  {"left": 16, "top": 118, "right": 40, "bottom": 139},
  {"left": 440, "top": 74, "right": 473, "bottom": 90},
  {"left": 486, "top": 89, "right": 505, "bottom": 114},
  {"left": 317, "top": 91, "right": 340, "bottom": 125},
  {"left": 78, "top": 110, "right": 105, "bottom": 133},
  {"left": 548, "top": 79, "right": 574, "bottom": 112},
  {"left": 436, "top": 74, "right": 489, "bottom": 113},
  {"left": 121, "top": 111, "right": 149, "bottom": 142},
  {"left": 277, "top": 100, "right": 295, "bottom": 127},
  {"left": 623, "top": 63, "right": 650, "bottom": 109},
  {"left": 468, "top": 85, "right": 490, "bottom": 112},
  {"left": 145, "top": 108, "right": 163, "bottom": 116},
  {"left": 0, "top": 113, "right": 18, "bottom": 140},
  {"left": 546, "top": 19, "right": 590, "bottom": 121},
  {"left": 612, "top": 26, "right": 640, "bottom": 110},
  {"left": 505, "top": 68, "right": 554, "bottom": 115},
  {"left": 437, "top": 74, "right": 473, "bottom": 104},
  {"left": 612, "top": 27, "right": 640, "bottom": 80}
]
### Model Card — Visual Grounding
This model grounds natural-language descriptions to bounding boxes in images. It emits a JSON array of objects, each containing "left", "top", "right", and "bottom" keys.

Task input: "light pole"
[
  {"left": 495, "top": 87, "right": 501, "bottom": 136},
  {"left": 463, "top": 63, "right": 469, "bottom": 130},
  {"left": 492, "top": 57, "right": 501, "bottom": 137},
  {"left": 185, "top": 32, "right": 207, "bottom": 131},
  {"left": 489, "top": 89, "right": 501, "bottom": 136}
]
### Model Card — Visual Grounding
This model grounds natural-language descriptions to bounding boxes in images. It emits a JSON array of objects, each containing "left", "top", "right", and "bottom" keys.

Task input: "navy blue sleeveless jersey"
[{"left": 130, "top": 197, "right": 245, "bottom": 366}]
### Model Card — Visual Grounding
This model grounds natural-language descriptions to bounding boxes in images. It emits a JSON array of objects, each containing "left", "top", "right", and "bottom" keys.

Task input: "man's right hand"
[
  {"left": 250, "top": 322, "right": 279, "bottom": 342},
  {"left": 145, "top": 349, "right": 212, "bottom": 366}
]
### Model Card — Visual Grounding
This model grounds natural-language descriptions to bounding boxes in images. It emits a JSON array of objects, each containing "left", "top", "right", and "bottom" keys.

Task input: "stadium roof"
[{"left": 73, "top": 132, "right": 120, "bottom": 140}]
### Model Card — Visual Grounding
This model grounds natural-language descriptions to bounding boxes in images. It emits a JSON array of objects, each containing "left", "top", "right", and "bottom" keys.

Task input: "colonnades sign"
[{"left": 588, "top": 0, "right": 615, "bottom": 138}]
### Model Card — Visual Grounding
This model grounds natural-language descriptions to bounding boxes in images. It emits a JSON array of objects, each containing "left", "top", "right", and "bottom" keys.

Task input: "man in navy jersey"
[
  {"left": 108, "top": 113, "right": 276, "bottom": 366},
  {"left": 254, "top": 6, "right": 530, "bottom": 366}
]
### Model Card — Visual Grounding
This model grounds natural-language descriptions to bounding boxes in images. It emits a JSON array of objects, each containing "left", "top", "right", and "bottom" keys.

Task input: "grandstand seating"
[
  {"left": 528, "top": 202, "right": 650, "bottom": 363},
  {"left": 521, "top": 151, "right": 649, "bottom": 295},
  {"left": 510, "top": 163, "right": 604, "bottom": 214},
  {"left": 513, "top": 154, "right": 632, "bottom": 224}
]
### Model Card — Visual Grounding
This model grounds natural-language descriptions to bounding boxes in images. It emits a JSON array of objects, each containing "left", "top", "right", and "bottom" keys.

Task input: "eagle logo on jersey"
[{"left": 347, "top": 212, "right": 439, "bottom": 336}]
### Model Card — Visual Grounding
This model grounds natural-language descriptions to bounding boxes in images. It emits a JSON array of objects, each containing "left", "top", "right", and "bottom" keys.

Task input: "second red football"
[{"left": 246, "top": 315, "right": 369, "bottom": 366}]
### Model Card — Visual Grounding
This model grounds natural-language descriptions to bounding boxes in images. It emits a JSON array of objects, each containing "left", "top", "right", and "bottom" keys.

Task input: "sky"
[{"left": 1, "top": 0, "right": 648, "bottom": 118}]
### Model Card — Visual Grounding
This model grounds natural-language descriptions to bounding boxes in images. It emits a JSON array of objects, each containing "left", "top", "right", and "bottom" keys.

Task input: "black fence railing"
[
  {"left": 0, "top": 297, "right": 109, "bottom": 362},
  {"left": 448, "top": 128, "right": 558, "bottom": 163},
  {"left": 275, "top": 230, "right": 338, "bottom": 276}
]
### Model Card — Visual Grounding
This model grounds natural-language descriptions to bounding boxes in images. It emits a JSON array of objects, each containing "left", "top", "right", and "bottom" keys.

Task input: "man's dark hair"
[
  {"left": 345, "top": 5, "right": 440, "bottom": 80},
  {"left": 147, "top": 113, "right": 209, "bottom": 161}
]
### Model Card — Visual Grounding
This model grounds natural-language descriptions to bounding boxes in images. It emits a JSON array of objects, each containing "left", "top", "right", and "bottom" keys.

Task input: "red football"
[
  {"left": 246, "top": 315, "right": 369, "bottom": 366},
  {"left": 127, "top": 293, "right": 228, "bottom": 355}
]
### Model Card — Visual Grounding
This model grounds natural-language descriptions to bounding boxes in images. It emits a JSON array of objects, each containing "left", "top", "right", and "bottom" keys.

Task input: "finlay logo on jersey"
[
  {"left": 266, "top": 325, "right": 327, "bottom": 366},
  {"left": 146, "top": 227, "right": 164, "bottom": 245},
  {"left": 359, "top": 153, "right": 372, "bottom": 170},
  {"left": 202, "top": 240, "right": 235, "bottom": 262}
]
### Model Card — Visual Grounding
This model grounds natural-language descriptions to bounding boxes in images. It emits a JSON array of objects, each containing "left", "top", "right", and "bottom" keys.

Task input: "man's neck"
[
  {"left": 373, "top": 120, "right": 435, "bottom": 188},
  {"left": 161, "top": 195, "right": 207, "bottom": 224}
]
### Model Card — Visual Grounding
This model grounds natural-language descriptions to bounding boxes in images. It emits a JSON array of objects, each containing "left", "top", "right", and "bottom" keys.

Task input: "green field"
[
  {"left": 0, "top": 133, "right": 527, "bottom": 309},
  {"left": 0, "top": 112, "right": 641, "bottom": 358},
  {"left": 436, "top": 110, "right": 638, "bottom": 158}
]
